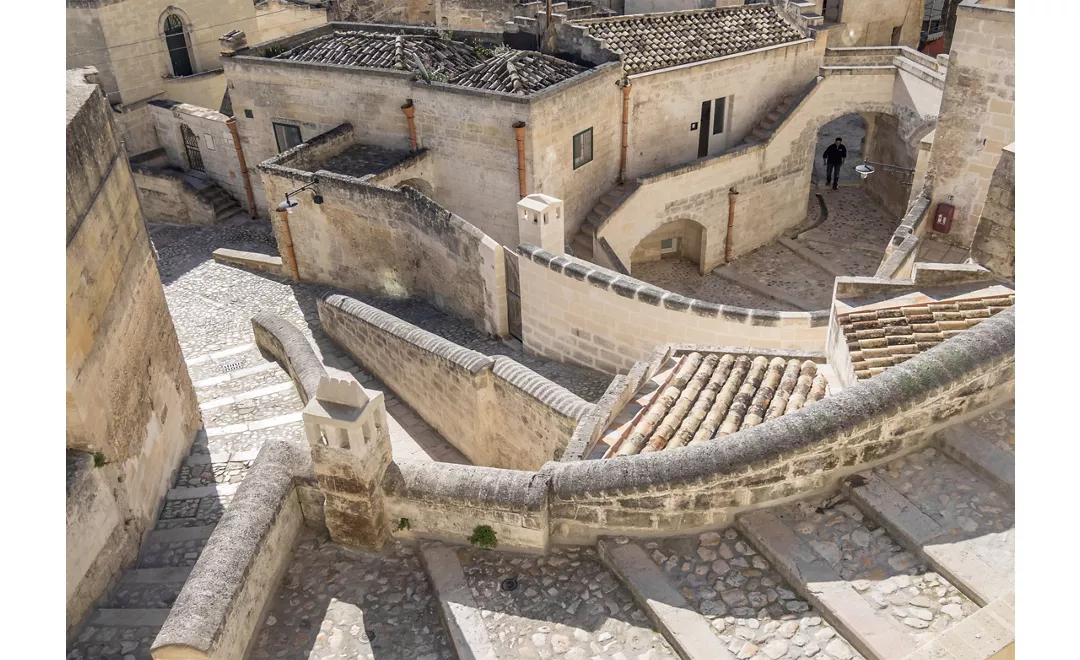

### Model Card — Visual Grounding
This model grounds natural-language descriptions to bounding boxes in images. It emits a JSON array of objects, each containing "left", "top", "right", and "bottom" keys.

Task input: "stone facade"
[
  {"left": 66, "top": 68, "right": 200, "bottom": 635},
  {"left": 318, "top": 294, "right": 593, "bottom": 470},
  {"left": 130, "top": 164, "right": 220, "bottom": 225},
  {"left": 969, "top": 143, "right": 1014, "bottom": 279},
  {"left": 817, "top": 0, "right": 925, "bottom": 49},
  {"left": 925, "top": 0, "right": 1013, "bottom": 247}
]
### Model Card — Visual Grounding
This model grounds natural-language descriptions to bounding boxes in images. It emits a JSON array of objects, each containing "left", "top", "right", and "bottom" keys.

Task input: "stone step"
[
  {"left": 899, "top": 591, "right": 1014, "bottom": 660},
  {"left": 737, "top": 511, "right": 915, "bottom": 659},
  {"left": 841, "top": 448, "right": 1014, "bottom": 607},
  {"left": 570, "top": 231, "right": 593, "bottom": 260},
  {"left": 199, "top": 381, "right": 304, "bottom": 430},
  {"left": 70, "top": 609, "right": 166, "bottom": 659},
  {"left": 139, "top": 531, "right": 212, "bottom": 569},
  {"left": 203, "top": 410, "right": 304, "bottom": 438},
  {"left": 419, "top": 545, "right": 498, "bottom": 660},
  {"left": 597, "top": 538, "right": 729, "bottom": 659},
  {"left": 89, "top": 608, "right": 171, "bottom": 628},
  {"left": 194, "top": 418, "right": 305, "bottom": 458},
  {"left": 752, "top": 492, "right": 982, "bottom": 654},
  {"left": 165, "top": 481, "right": 241, "bottom": 502},
  {"left": 185, "top": 342, "right": 271, "bottom": 383},
  {"left": 937, "top": 401, "right": 1014, "bottom": 500},
  {"left": 191, "top": 358, "right": 290, "bottom": 401},
  {"left": 107, "top": 568, "right": 192, "bottom": 608}
]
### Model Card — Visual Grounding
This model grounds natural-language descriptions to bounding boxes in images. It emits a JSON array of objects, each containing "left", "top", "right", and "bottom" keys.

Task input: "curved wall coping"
[
  {"left": 491, "top": 355, "right": 592, "bottom": 421},
  {"left": 544, "top": 306, "right": 1014, "bottom": 497},
  {"left": 383, "top": 461, "right": 548, "bottom": 513},
  {"left": 251, "top": 312, "right": 327, "bottom": 404},
  {"left": 518, "top": 244, "right": 828, "bottom": 328}
]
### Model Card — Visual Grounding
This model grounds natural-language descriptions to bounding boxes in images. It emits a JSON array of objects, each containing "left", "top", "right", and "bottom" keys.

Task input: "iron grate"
[{"left": 217, "top": 359, "right": 245, "bottom": 373}]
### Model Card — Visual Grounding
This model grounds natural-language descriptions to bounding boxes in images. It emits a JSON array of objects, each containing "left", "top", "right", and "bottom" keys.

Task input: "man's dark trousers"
[{"left": 825, "top": 162, "right": 841, "bottom": 188}]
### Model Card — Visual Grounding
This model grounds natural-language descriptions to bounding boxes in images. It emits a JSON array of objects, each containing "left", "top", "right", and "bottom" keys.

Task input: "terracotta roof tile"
[
  {"left": 272, "top": 31, "right": 585, "bottom": 94},
  {"left": 573, "top": 6, "right": 805, "bottom": 75},
  {"left": 839, "top": 294, "right": 1015, "bottom": 380}
]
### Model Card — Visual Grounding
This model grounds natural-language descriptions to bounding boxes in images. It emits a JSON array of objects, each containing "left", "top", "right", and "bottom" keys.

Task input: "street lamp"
[{"left": 278, "top": 176, "right": 322, "bottom": 213}]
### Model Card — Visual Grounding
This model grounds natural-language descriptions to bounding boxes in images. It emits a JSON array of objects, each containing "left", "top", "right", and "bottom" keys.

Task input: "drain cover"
[
  {"left": 218, "top": 360, "right": 244, "bottom": 373},
  {"left": 500, "top": 578, "right": 519, "bottom": 592}
]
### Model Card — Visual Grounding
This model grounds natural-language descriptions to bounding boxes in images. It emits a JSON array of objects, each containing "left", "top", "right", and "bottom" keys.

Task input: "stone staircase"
[
  {"left": 741, "top": 94, "right": 799, "bottom": 147},
  {"left": 183, "top": 172, "right": 245, "bottom": 224},
  {"left": 568, "top": 182, "right": 638, "bottom": 261},
  {"left": 66, "top": 342, "right": 305, "bottom": 660},
  {"left": 414, "top": 399, "right": 1014, "bottom": 660}
]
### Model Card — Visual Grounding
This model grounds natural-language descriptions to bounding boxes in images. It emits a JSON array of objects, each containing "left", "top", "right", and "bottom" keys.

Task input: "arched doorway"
[
  {"left": 164, "top": 14, "right": 194, "bottom": 77},
  {"left": 812, "top": 113, "right": 866, "bottom": 189}
]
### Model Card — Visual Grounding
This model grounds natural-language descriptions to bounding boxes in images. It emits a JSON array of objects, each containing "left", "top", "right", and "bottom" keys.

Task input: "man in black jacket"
[{"left": 823, "top": 137, "right": 847, "bottom": 190}]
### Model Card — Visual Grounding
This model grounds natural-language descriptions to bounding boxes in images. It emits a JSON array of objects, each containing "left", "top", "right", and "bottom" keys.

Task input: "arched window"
[{"left": 164, "top": 14, "right": 194, "bottom": 77}]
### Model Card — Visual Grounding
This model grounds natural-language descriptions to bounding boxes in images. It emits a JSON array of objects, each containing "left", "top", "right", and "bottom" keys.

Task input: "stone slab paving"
[
  {"left": 247, "top": 529, "right": 455, "bottom": 660},
  {"left": 771, "top": 494, "right": 978, "bottom": 647},
  {"left": 458, "top": 544, "right": 679, "bottom": 660},
  {"left": 798, "top": 240, "right": 881, "bottom": 278},
  {"left": 727, "top": 243, "right": 836, "bottom": 312},
  {"left": 199, "top": 385, "right": 306, "bottom": 428},
  {"left": 155, "top": 492, "right": 234, "bottom": 529},
  {"left": 645, "top": 529, "right": 864, "bottom": 660},
  {"left": 958, "top": 400, "right": 1014, "bottom": 458},
  {"left": 631, "top": 259, "right": 785, "bottom": 311},
  {"left": 916, "top": 238, "right": 969, "bottom": 265},
  {"left": 174, "top": 459, "right": 251, "bottom": 488}
]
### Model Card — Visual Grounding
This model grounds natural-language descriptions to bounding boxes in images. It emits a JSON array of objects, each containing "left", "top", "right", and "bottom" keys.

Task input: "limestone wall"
[
  {"left": 625, "top": 38, "right": 821, "bottom": 180},
  {"left": 318, "top": 294, "right": 593, "bottom": 471},
  {"left": 260, "top": 133, "right": 506, "bottom": 335},
  {"left": 970, "top": 144, "right": 1014, "bottom": 279},
  {"left": 149, "top": 101, "right": 248, "bottom": 209},
  {"left": 826, "top": 0, "right": 924, "bottom": 49},
  {"left": 255, "top": 0, "right": 328, "bottom": 41},
  {"left": 114, "top": 103, "right": 161, "bottom": 156},
  {"left": 131, "top": 165, "right": 218, "bottom": 225},
  {"left": 517, "top": 245, "right": 827, "bottom": 375},
  {"left": 66, "top": 68, "right": 200, "bottom": 635},
  {"left": 926, "top": 0, "right": 1014, "bottom": 247},
  {"left": 863, "top": 112, "right": 918, "bottom": 218}
]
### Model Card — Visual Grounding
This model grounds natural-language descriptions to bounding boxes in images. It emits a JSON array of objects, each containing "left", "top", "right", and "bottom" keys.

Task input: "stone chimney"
[
  {"left": 517, "top": 194, "right": 565, "bottom": 254},
  {"left": 219, "top": 30, "right": 247, "bottom": 56}
]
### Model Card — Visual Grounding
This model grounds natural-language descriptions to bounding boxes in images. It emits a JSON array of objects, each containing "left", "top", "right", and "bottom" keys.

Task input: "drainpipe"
[
  {"left": 276, "top": 208, "right": 300, "bottom": 281},
  {"left": 225, "top": 117, "right": 257, "bottom": 217},
  {"left": 725, "top": 188, "right": 739, "bottom": 263},
  {"left": 513, "top": 121, "right": 527, "bottom": 198},
  {"left": 619, "top": 81, "right": 632, "bottom": 184},
  {"left": 401, "top": 100, "right": 417, "bottom": 152}
]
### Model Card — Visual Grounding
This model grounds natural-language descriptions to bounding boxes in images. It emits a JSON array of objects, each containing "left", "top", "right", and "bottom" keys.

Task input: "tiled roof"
[
  {"left": 450, "top": 50, "right": 585, "bottom": 95},
  {"left": 272, "top": 31, "right": 585, "bottom": 94},
  {"left": 840, "top": 294, "right": 1015, "bottom": 380},
  {"left": 604, "top": 351, "right": 828, "bottom": 457},
  {"left": 574, "top": 6, "right": 805, "bottom": 75}
]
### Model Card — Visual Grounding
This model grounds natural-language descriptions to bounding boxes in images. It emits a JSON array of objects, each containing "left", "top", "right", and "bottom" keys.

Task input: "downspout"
[
  {"left": 225, "top": 117, "right": 257, "bottom": 217},
  {"left": 513, "top": 121, "right": 527, "bottom": 198},
  {"left": 619, "top": 81, "right": 632, "bottom": 184},
  {"left": 401, "top": 100, "right": 417, "bottom": 152},
  {"left": 725, "top": 188, "right": 739, "bottom": 263},
  {"left": 276, "top": 208, "right": 300, "bottom": 281}
]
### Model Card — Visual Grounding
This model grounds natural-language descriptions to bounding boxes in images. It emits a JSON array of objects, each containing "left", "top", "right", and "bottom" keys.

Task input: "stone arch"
[
  {"left": 629, "top": 216, "right": 710, "bottom": 275},
  {"left": 396, "top": 177, "right": 434, "bottom": 198},
  {"left": 159, "top": 7, "right": 197, "bottom": 77}
]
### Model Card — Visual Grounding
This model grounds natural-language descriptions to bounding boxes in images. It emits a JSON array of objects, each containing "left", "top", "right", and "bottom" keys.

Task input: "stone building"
[
  {"left": 66, "top": 0, "right": 327, "bottom": 154},
  {"left": 66, "top": 68, "right": 201, "bottom": 636}
]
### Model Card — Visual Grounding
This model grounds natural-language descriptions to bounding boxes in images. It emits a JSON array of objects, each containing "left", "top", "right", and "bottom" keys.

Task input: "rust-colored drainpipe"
[
  {"left": 401, "top": 100, "right": 417, "bottom": 151},
  {"left": 619, "top": 81, "right": 631, "bottom": 184},
  {"left": 225, "top": 117, "right": 257, "bottom": 217},
  {"left": 276, "top": 208, "right": 300, "bottom": 281},
  {"left": 513, "top": 121, "right": 527, "bottom": 198},
  {"left": 725, "top": 188, "right": 739, "bottom": 263}
]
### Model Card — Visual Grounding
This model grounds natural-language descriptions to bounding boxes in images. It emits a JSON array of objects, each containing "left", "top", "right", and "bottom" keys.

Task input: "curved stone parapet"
[{"left": 251, "top": 312, "right": 327, "bottom": 404}]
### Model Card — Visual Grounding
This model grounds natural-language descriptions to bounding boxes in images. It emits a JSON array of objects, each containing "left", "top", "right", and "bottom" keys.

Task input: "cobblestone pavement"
[
  {"left": 963, "top": 400, "right": 1015, "bottom": 456},
  {"left": 729, "top": 242, "right": 836, "bottom": 311},
  {"left": 248, "top": 529, "right": 455, "bottom": 660},
  {"left": 631, "top": 258, "right": 786, "bottom": 310},
  {"left": 812, "top": 115, "right": 866, "bottom": 186},
  {"left": 872, "top": 449, "right": 1014, "bottom": 568},
  {"left": 69, "top": 621, "right": 162, "bottom": 660},
  {"left": 156, "top": 492, "right": 234, "bottom": 529},
  {"left": 647, "top": 530, "right": 864, "bottom": 659},
  {"left": 774, "top": 495, "right": 977, "bottom": 646},
  {"left": 460, "top": 545, "right": 679, "bottom": 660},
  {"left": 140, "top": 537, "right": 211, "bottom": 568},
  {"left": 174, "top": 459, "right": 250, "bottom": 488}
]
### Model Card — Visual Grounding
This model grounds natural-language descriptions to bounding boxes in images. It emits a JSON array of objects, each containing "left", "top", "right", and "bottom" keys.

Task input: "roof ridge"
[{"left": 573, "top": 4, "right": 776, "bottom": 25}]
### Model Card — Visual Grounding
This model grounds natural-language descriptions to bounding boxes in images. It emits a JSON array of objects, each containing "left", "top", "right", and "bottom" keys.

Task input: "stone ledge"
[
  {"left": 491, "top": 356, "right": 593, "bottom": 422},
  {"left": 251, "top": 312, "right": 326, "bottom": 404},
  {"left": 213, "top": 248, "right": 283, "bottom": 277},
  {"left": 383, "top": 461, "right": 549, "bottom": 513}
]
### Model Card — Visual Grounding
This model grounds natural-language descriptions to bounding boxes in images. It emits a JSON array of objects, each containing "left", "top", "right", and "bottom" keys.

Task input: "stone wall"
[
  {"left": 114, "top": 102, "right": 161, "bottom": 156},
  {"left": 825, "top": 0, "right": 924, "bottom": 49},
  {"left": 863, "top": 112, "right": 919, "bottom": 219},
  {"left": 318, "top": 294, "right": 593, "bottom": 470},
  {"left": 925, "top": 0, "right": 1014, "bottom": 247},
  {"left": 970, "top": 143, "right": 1014, "bottom": 279},
  {"left": 130, "top": 165, "right": 218, "bottom": 225},
  {"left": 517, "top": 245, "right": 827, "bottom": 375},
  {"left": 256, "top": 0, "right": 328, "bottom": 41},
  {"left": 259, "top": 130, "right": 507, "bottom": 335},
  {"left": 331, "top": 0, "right": 532, "bottom": 30},
  {"left": 149, "top": 101, "right": 249, "bottom": 210},
  {"left": 66, "top": 68, "right": 201, "bottom": 635}
]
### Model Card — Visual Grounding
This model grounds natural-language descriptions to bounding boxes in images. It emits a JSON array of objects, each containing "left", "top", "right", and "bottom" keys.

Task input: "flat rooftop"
[
  {"left": 264, "top": 29, "right": 588, "bottom": 95},
  {"left": 317, "top": 143, "right": 415, "bottom": 179},
  {"left": 574, "top": 5, "right": 806, "bottom": 75}
]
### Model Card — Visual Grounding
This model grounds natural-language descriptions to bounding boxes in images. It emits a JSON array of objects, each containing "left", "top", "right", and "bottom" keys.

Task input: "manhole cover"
[
  {"left": 218, "top": 360, "right": 244, "bottom": 373},
  {"left": 500, "top": 578, "right": 519, "bottom": 592}
]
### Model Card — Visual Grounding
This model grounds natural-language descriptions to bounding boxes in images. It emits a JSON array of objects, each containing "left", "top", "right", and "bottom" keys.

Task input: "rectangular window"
[
  {"left": 273, "top": 122, "right": 303, "bottom": 154},
  {"left": 573, "top": 128, "right": 593, "bottom": 170},
  {"left": 713, "top": 97, "right": 726, "bottom": 135},
  {"left": 660, "top": 237, "right": 678, "bottom": 254}
]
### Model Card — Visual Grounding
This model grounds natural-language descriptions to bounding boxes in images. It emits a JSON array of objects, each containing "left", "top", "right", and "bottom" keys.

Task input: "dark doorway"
[
  {"left": 164, "top": 15, "right": 194, "bottom": 77},
  {"left": 697, "top": 100, "right": 712, "bottom": 158},
  {"left": 504, "top": 251, "right": 522, "bottom": 341},
  {"left": 181, "top": 124, "right": 204, "bottom": 172},
  {"left": 890, "top": 26, "right": 903, "bottom": 46}
]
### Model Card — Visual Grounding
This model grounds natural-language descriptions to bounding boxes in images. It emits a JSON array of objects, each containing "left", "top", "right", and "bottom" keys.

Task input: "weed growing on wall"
[
  {"left": 396, "top": 517, "right": 411, "bottom": 531},
  {"left": 468, "top": 39, "right": 492, "bottom": 58},
  {"left": 468, "top": 525, "right": 498, "bottom": 549},
  {"left": 263, "top": 44, "right": 286, "bottom": 58},
  {"left": 93, "top": 452, "right": 107, "bottom": 468}
]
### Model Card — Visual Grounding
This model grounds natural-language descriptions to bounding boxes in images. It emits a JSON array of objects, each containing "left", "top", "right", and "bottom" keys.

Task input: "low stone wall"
[
  {"left": 131, "top": 166, "right": 217, "bottom": 226},
  {"left": 383, "top": 461, "right": 550, "bottom": 551},
  {"left": 151, "top": 440, "right": 310, "bottom": 660},
  {"left": 212, "top": 249, "right": 283, "bottom": 278},
  {"left": 517, "top": 244, "right": 828, "bottom": 375},
  {"left": 318, "top": 294, "right": 593, "bottom": 471},
  {"left": 875, "top": 190, "right": 932, "bottom": 279}
]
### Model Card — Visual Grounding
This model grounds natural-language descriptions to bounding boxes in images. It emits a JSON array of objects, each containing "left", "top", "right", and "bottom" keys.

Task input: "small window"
[
  {"left": 713, "top": 97, "right": 726, "bottom": 135},
  {"left": 573, "top": 128, "right": 593, "bottom": 170},
  {"left": 244, "top": 109, "right": 254, "bottom": 119},
  {"left": 660, "top": 238, "right": 678, "bottom": 254},
  {"left": 273, "top": 122, "right": 303, "bottom": 153}
]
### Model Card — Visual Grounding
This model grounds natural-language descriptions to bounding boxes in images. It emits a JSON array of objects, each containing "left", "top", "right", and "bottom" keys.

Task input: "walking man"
[{"left": 823, "top": 137, "right": 847, "bottom": 190}]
